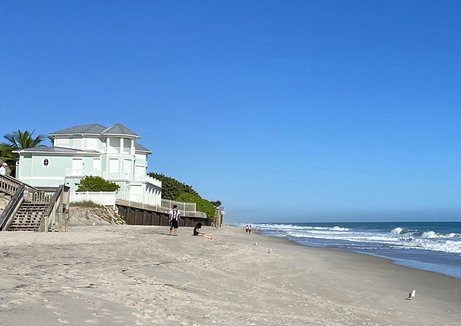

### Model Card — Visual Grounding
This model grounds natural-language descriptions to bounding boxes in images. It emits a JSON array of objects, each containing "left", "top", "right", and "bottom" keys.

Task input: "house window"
[
  {"left": 43, "top": 158, "right": 50, "bottom": 167},
  {"left": 123, "top": 139, "right": 131, "bottom": 154}
]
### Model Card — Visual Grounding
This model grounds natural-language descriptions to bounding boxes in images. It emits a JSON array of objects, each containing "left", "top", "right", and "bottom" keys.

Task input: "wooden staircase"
[
  {"left": 0, "top": 174, "right": 70, "bottom": 232},
  {"left": 7, "top": 203, "right": 50, "bottom": 231}
]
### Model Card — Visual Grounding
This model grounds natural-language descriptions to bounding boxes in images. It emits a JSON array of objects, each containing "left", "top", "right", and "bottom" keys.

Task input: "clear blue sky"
[{"left": 1, "top": 1, "right": 461, "bottom": 223}]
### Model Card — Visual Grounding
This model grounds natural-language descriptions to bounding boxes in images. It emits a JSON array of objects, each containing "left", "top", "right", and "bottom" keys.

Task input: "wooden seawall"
[{"left": 116, "top": 200, "right": 209, "bottom": 227}]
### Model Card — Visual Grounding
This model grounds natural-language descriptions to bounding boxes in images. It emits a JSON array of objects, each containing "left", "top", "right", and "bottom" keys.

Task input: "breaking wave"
[{"left": 255, "top": 224, "right": 461, "bottom": 254}]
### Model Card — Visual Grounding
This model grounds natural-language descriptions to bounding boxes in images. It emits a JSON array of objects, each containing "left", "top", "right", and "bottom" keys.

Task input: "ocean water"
[{"left": 251, "top": 222, "right": 461, "bottom": 279}]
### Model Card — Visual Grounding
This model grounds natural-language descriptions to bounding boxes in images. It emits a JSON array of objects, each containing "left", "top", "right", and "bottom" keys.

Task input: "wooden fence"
[{"left": 116, "top": 202, "right": 209, "bottom": 227}]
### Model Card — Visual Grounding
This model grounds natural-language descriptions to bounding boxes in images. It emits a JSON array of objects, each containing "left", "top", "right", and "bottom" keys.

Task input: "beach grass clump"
[{"left": 70, "top": 201, "right": 104, "bottom": 208}]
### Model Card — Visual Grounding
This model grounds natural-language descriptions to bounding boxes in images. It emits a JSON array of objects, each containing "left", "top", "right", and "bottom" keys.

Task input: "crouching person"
[{"left": 193, "top": 223, "right": 212, "bottom": 240}]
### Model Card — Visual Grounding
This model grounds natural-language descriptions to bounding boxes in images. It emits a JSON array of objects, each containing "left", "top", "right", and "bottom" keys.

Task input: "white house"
[{"left": 15, "top": 123, "right": 162, "bottom": 206}]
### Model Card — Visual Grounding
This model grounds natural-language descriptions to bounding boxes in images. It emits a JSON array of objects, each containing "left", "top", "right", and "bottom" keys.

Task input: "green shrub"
[
  {"left": 148, "top": 173, "right": 198, "bottom": 200},
  {"left": 77, "top": 176, "right": 120, "bottom": 192},
  {"left": 177, "top": 192, "right": 216, "bottom": 220}
]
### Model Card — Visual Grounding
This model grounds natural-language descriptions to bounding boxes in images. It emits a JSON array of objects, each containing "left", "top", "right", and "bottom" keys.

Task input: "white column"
[{"left": 104, "top": 137, "right": 109, "bottom": 176}]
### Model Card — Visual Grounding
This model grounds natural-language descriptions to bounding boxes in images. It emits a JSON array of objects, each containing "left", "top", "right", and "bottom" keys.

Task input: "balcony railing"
[
  {"left": 66, "top": 169, "right": 101, "bottom": 177},
  {"left": 102, "top": 172, "right": 131, "bottom": 180},
  {"left": 65, "top": 169, "right": 161, "bottom": 187},
  {"left": 133, "top": 175, "right": 162, "bottom": 187},
  {"left": 66, "top": 169, "right": 132, "bottom": 181}
]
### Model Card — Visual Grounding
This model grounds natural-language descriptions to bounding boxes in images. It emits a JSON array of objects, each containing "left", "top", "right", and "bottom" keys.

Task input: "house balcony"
[
  {"left": 102, "top": 172, "right": 132, "bottom": 181},
  {"left": 133, "top": 175, "right": 162, "bottom": 188},
  {"left": 65, "top": 169, "right": 132, "bottom": 181},
  {"left": 66, "top": 169, "right": 101, "bottom": 177}
]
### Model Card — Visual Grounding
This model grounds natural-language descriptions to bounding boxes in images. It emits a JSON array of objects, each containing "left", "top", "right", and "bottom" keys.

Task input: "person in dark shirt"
[
  {"left": 193, "top": 223, "right": 212, "bottom": 239},
  {"left": 169, "top": 205, "right": 180, "bottom": 236}
]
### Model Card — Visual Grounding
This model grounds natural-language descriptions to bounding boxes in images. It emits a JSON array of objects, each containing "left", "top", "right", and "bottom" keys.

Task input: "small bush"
[
  {"left": 77, "top": 176, "right": 120, "bottom": 192},
  {"left": 70, "top": 201, "right": 104, "bottom": 208},
  {"left": 148, "top": 173, "right": 199, "bottom": 199}
]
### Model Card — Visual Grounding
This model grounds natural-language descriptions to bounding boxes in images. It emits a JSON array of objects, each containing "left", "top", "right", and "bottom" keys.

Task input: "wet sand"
[{"left": 0, "top": 224, "right": 459, "bottom": 325}]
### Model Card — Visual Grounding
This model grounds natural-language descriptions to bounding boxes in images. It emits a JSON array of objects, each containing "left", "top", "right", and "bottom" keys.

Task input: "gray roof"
[
  {"left": 101, "top": 123, "right": 139, "bottom": 137},
  {"left": 50, "top": 123, "right": 139, "bottom": 138},
  {"left": 49, "top": 124, "right": 106, "bottom": 136},
  {"left": 135, "top": 142, "right": 151, "bottom": 154},
  {"left": 14, "top": 146, "right": 100, "bottom": 155}
]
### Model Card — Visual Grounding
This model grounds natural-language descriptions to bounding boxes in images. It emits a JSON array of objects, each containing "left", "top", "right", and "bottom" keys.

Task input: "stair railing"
[
  {"left": 26, "top": 189, "right": 55, "bottom": 204},
  {"left": 0, "top": 185, "right": 25, "bottom": 231},
  {"left": 0, "top": 175, "right": 22, "bottom": 196},
  {"left": 38, "top": 185, "right": 70, "bottom": 232}
]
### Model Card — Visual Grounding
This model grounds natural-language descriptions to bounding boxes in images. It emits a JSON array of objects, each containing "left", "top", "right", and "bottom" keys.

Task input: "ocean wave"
[
  {"left": 285, "top": 231, "right": 400, "bottom": 244},
  {"left": 286, "top": 231, "right": 461, "bottom": 254},
  {"left": 390, "top": 227, "right": 460, "bottom": 239},
  {"left": 399, "top": 239, "right": 461, "bottom": 254},
  {"left": 390, "top": 227, "right": 418, "bottom": 235},
  {"left": 255, "top": 224, "right": 350, "bottom": 232},
  {"left": 420, "top": 231, "right": 459, "bottom": 239},
  {"left": 256, "top": 223, "right": 461, "bottom": 254}
]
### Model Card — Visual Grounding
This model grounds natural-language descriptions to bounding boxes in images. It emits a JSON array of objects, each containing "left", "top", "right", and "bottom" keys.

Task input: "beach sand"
[{"left": 0, "top": 224, "right": 459, "bottom": 325}]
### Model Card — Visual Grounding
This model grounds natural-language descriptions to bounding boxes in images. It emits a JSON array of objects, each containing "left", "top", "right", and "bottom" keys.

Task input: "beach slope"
[{"left": 0, "top": 225, "right": 459, "bottom": 325}]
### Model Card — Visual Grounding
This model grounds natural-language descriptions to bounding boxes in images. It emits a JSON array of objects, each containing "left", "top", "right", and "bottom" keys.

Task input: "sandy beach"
[{"left": 0, "top": 224, "right": 459, "bottom": 326}]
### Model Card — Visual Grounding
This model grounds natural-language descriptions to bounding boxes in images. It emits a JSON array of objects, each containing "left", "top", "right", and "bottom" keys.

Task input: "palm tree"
[{"left": 0, "top": 130, "right": 44, "bottom": 176}]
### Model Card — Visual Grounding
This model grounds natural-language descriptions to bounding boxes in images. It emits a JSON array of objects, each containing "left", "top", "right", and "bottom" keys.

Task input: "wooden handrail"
[
  {"left": 43, "top": 185, "right": 64, "bottom": 217},
  {"left": 0, "top": 185, "right": 25, "bottom": 231},
  {"left": 0, "top": 174, "right": 37, "bottom": 190},
  {"left": 40, "top": 185, "right": 69, "bottom": 232}
]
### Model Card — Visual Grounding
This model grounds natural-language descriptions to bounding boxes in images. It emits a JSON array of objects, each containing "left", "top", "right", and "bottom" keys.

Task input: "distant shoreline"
[
  {"left": 232, "top": 221, "right": 461, "bottom": 280},
  {"left": 229, "top": 222, "right": 461, "bottom": 281}
]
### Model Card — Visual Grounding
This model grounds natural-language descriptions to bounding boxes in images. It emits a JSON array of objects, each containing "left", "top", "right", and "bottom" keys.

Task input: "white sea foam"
[
  {"left": 286, "top": 231, "right": 400, "bottom": 244},
  {"left": 399, "top": 239, "right": 461, "bottom": 254},
  {"left": 255, "top": 224, "right": 350, "bottom": 232},
  {"left": 390, "top": 227, "right": 418, "bottom": 235},
  {"left": 420, "top": 231, "right": 459, "bottom": 239},
  {"left": 257, "top": 224, "right": 461, "bottom": 255},
  {"left": 391, "top": 227, "right": 405, "bottom": 235}
]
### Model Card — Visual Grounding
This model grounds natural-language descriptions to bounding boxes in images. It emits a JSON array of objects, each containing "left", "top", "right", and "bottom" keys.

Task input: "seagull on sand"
[
  {"left": 267, "top": 248, "right": 272, "bottom": 254},
  {"left": 407, "top": 290, "right": 416, "bottom": 299},
  {"left": 254, "top": 242, "right": 258, "bottom": 246}
]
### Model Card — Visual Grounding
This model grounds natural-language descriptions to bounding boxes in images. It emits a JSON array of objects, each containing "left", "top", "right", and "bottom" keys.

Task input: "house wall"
[
  {"left": 19, "top": 130, "right": 162, "bottom": 205},
  {"left": 134, "top": 154, "right": 147, "bottom": 180},
  {"left": 54, "top": 136, "right": 105, "bottom": 151},
  {"left": 18, "top": 154, "right": 70, "bottom": 187}
]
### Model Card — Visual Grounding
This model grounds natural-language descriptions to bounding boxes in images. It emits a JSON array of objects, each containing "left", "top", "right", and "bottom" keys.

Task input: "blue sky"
[{"left": 1, "top": 1, "right": 461, "bottom": 222}]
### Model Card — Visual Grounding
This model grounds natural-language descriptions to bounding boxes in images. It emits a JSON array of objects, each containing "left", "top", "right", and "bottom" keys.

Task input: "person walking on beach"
[
  {"left": 169, "top": 205, "right": 180, "bottom": 236},
  {"left": 248, "top": 225, "right": 252, "bottom": 234},
  {"left": 245, "top": 225, "right": 249, "bottom": 233}
]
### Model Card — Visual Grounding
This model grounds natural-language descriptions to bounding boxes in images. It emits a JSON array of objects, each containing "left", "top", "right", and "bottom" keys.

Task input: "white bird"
[
  {"left": 408, "top": 290, "right": 416, "bottom": 299},
  {"left": 267, "top": 248, "right": 272, "bottom": 254},
  {"left": 254, "top": 242, "right": 258, "bottom": 246}
]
